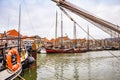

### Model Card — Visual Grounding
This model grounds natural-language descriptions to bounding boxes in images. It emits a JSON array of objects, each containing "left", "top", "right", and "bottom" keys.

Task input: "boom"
[{"left": 52, "top": 0, "right": 120, "bottom": 36}]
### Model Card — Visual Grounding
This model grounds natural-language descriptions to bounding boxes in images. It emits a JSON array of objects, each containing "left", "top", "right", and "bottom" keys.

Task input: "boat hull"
[
  {"left": 46, "top": 48, "right": 87, "bottom": 53},
  {"left": 0, "top": 66, "right": 22, "bottom": 80}
]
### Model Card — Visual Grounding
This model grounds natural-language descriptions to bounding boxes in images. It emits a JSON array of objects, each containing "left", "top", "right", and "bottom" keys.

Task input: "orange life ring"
[{"left": 6, "top": 48, "right": 21, "bottom": 71}]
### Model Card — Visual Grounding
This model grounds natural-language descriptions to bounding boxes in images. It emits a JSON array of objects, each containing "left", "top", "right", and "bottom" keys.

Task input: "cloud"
[{"left": 0, "top": 0, "right": 120, "bottom": 39}]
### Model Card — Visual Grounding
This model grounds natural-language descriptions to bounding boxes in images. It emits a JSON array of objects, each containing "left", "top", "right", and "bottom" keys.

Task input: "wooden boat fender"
[
  {"left": 6, "top": 48, "right": 21, "bottom": 71},
  {"left": 21, "top": 49, "right": 26, "bottom": 59},
  {"left": 32, "top": 42, "right": 36, "bottom": 51}
]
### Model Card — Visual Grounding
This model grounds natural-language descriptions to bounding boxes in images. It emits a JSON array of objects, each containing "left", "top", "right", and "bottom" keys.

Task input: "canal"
[{"left": 16, "top": 50, "right": 120, "bottom": 80}]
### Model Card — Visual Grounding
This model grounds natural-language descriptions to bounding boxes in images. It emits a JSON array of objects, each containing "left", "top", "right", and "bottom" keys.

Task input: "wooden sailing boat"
[
  {"left": 46, "top": 12, "right": 87, "bottom": 53},
  {"left": 0, "top": 46, "right": 22, "bottom": 80},
  {"left": 0, "top": 4, "right": 23, "bottom": 80},
  {"left": 17, "top": 4, "right": 35, "bottom": 69},
  {"left": 46, "top": 12, "right": 66, "bottom": 53},
  {"left": 0, "top": 4, "right": 34, "bottom": 80}
]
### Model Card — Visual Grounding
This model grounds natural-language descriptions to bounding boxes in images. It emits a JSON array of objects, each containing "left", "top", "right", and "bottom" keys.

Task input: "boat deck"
[{"left": 0, "top": 66, "right": 22, "bottom": 80}]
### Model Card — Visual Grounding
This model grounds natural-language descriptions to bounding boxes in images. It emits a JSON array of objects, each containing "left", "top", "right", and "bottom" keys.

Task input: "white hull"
[{"left": 40, "top": 48, "right": 46, "bottom": 54}]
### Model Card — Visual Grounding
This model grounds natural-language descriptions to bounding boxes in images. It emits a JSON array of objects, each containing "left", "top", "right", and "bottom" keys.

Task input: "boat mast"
[
  {"left": 55, "top": 11, "right": 58, "bottom": 47},
  {"left": 73, "top": 22, "right": 77, "bottom": 48},
  {"left": 87, "top": 25, "right": 89, "bottom": 50},
  {"left": 18, "top": 4, "right": 21, "bottom": 53},
  {"left": 61, "top": 13, "right": 63, "bottom": 48}
]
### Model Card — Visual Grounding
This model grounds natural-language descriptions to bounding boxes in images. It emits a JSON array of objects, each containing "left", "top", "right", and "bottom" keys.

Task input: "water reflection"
[
  {"left": 14, "top": 67, "right": 37, "bottom": 80},
  {"left": 37, "top": 53, "right": 88, "bottom": 80},
  {"left": 37, "top": 51, "right": 120, "bottom": 80},
  {"left": 14, "top": 51, "right": 120, "bottom": 80},
  {"left": 22, "top": 68, "right": 37, "bottom": 80}
]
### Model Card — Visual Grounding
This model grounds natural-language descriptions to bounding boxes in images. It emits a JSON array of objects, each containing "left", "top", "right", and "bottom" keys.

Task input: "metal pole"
[
  {"left": 55, "top": 11, "right": 58, "bottom": 47},
  {"left": 73, "top": 22, "right": 77, "bottom": 48},
  {"left": 61, "top": 13, "right": 63, "bottom": 48},
  {"left": 18, "top": 4, "right": 21, "bottom": 53},
  {"left": 87, "top": 25, "right": 89, "bottom": 50}
]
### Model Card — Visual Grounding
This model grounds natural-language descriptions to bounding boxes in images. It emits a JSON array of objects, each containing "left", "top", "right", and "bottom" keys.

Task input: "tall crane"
[{"left": 52, "top": 0, "right": 120, "bottom": 37}]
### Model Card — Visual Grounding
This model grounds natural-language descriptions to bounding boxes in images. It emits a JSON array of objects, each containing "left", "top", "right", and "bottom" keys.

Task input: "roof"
[
  {"left": 0, "top": 33, "right": 3, "bottom": 38},
  {"left": 56, "top": 36, "right": 69, "bottom": 41},
  {"left": 42, "top": 37, "right": 50, "bottom": 42},
  {"left": 80, "top": 38, "right": 86, "bottom": 42},
  {"left": 50, "top": 38, "right": 55, "bottom": 43},
  {"left": 21, "top": 36, "right": 36, "bottom": 40},
  {"left": 6, "top": 29, "right": 22, "bottom": 37}
]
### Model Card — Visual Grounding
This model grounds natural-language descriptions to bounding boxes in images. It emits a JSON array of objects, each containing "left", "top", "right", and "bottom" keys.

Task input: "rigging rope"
[
  {"left": 59, "top": 7, "right": 120, "bottom": 61},
  {"left": 60, "top": 7, "right": 96, "bottom": 42},
  {"left": 22, "top": 1, "right": 36, "bottom": 35}
]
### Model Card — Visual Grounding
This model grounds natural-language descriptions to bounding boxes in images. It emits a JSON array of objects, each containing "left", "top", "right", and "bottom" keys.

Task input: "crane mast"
[{"left": 52, "top": 0, "right": 120, "bottom": 36}]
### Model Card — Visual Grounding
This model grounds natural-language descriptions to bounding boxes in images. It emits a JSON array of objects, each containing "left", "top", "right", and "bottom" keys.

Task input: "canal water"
[{"left": 17, "top": 50, "right": 120, "bottom": 80}]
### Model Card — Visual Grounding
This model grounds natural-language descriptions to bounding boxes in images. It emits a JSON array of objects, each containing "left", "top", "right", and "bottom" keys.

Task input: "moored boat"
[
  {"left": 45, "top": 48, "right": 87, "bottom": 53},
  {"left": 21, "top": 48, "right": 35, "bottom": 69},
  {"left": 40, "top": 47, "right": 47, "bottom": 54},
  {"left": 0, "top": 46, "right": 35, "bottom": 80},
  {"left": 0, "top": 65, "right": 22, "bottom": 80},
  {"left": 0, "top": 48, "right": 22, "bottom": 80}
]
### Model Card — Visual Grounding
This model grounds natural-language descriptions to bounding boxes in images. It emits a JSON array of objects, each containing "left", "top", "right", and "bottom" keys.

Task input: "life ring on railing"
[{"left": 6, "top": 48, "right": 21, "bottom": 71}]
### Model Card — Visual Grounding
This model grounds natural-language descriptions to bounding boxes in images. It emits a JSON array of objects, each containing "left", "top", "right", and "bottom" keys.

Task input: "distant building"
[
  {"left": 6, "top": 29, "right": 22, "bottom": 46},
  {"left": 41, "top": 37, "right": 52, "bottom": 47},
  {"left": 0, "top": 33, "right": 4, "bottom": 46}
]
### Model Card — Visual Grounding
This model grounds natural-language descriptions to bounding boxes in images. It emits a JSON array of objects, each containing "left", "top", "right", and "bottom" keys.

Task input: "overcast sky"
[{"left": 0, "top": 0, "right": 120, "bottom": 39}]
